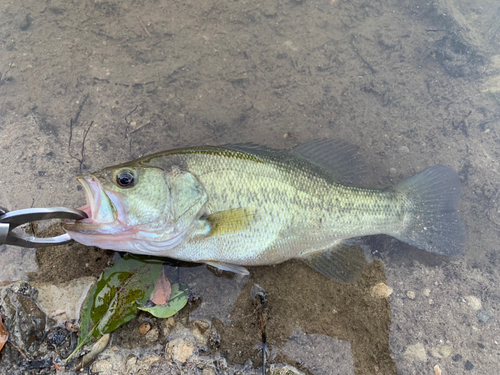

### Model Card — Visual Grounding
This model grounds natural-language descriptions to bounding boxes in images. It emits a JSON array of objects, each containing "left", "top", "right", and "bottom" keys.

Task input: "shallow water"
[{"left": 1, "top": 0, "right": 500, "bottom": 374}]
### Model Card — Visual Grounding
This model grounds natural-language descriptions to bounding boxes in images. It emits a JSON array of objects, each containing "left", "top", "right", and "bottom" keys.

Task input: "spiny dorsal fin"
[
  {"left": 302, "top": 243, "right": 368, "bottom": 283},
  {"left": 205, "top": 208, "right": 256, "bottom": 236},
  {"left": 225, "top": 139, "right": 368, "bottom": 186},
  {"left": 291, "top": 139, "right": 368, "bottom": 186}
]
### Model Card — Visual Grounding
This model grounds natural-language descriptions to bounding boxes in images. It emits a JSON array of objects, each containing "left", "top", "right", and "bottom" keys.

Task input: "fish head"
[{"left": 63, "top": 161, "right": 207, "bottom": 254}]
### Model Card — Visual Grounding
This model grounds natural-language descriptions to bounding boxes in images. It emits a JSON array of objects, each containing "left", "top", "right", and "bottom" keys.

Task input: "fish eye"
[{"left": 115, "top": 169, "right": 136, "bottom": 188}]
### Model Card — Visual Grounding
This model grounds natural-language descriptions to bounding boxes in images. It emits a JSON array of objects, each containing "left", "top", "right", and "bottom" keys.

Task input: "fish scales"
[{"left": 157, "top": 148, "right": 405, "bottom": 265}]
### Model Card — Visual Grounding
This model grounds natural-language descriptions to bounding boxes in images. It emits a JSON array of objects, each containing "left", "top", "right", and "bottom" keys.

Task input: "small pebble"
[
  {"left": 407, "top": 291, "right": 416, "bottom": 300},
  {"left": 423, "top": 288, "right": 431, "bottom": 297},
  {"left": 465, "top": 360, "right": 474, "bottom": 370},
  {"left": 404, "top": 342, "right": 427, "bottom": 362},
  {"left": 399, "top": 146, "right": 409, "bottom": 153},
  {"left": 434, "top": 364, "right": 442, "bottom": 375},
  {"left": 193, "top": 320, "right": 210, "bottom": 333},
  {"left": 371, "top": 283, "right": 393, "bottom": 298},
  {"left": 430, "top": 345, "right": 454, "bottom": 358},
  {"left": 145, "top": 328, "right": 159, "bottom": 343},
  {"left": 389, "top": 167, "right": 397, "bottom": 175},
  {"left": 283, "top": 132, "right": 291, "bottom": 139},
  {"left": 139, "top": 321, "right": 151, "bottom": 335},
  {"left": 464, "top": 296, "right": 482, "bottom": 310}
]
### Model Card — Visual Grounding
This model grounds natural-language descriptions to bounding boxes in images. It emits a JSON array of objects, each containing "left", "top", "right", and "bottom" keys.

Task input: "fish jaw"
[{"left": 63, "top": 175, "right": 125, "bottom": 235}]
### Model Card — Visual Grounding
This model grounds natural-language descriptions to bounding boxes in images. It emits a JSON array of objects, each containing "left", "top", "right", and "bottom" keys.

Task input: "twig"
[
  {"left": 0, "top": 61, "right": 14, "bottom": 86},
  {"left": 7, "top": 340, "right": 29, "bottom": 362},
  {"left": 124, "top": 105, "right": 138, "bottom": 155},
  {"left": 351, "top": 35, "right": 377, "bottom": 74},
  {"left": 130, "top": 120, "right": 154, "bottom": 134},
  {"left": 138, "top": 17, "right": 152, "bottom": 37},
  {"left": 251, "top": 284, "right": 268, "bottom": 375},
  {"left": 73, "top": 94, "right": 89, "bottom": 126},
  {"left": 68, "top": 119, "right": 94, "bottom": 172}
]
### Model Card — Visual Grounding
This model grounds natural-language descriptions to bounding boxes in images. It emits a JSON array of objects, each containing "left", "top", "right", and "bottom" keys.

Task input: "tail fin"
[{"left": 391, "top": 166, "right": 466, "bottom": 256}]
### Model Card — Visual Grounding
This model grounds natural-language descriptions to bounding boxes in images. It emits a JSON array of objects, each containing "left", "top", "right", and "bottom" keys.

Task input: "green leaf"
[
  {"left": 66, "top": 256, "right": 163, "bottom": 360},
  {"left": 138, "top": 282, "right": 189, "bottom": 318}
]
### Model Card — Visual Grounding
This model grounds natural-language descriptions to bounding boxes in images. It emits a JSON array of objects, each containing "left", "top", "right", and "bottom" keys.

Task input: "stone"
[
  {"left": 139, "top": 321, "right": 151, "bottom": 335},
  {"left": 0, "top": 282, "right": 46, "bottom": 352},
  {"left": 202, "top": 367, "right": 217, "bottom": 375},
  {"left": 371, "top": 283, "right": 393, "bottom": 298},
  {"left": 430, "top": 345, "right": 454, "bottom": 358},
  {"left": 167, "top": 338, "right": 195, "bottom": 363},
  {"left": 32, "top": 276, "right": 97, "bottom": 323},
  {"left": 145, "top": 328, "right": 159, "bottom": 344},
  {"left": 91, "top": 360, "right": 114, "bottom": 373},
  {"left": 406, "top": 291, "right": 416, "bottom": 300},
  {"left": 270, "top": 364, "right": 306, "bottom": 374},
  {"left": 464, "top": 296, "right": 482, "bottom": 310},
  {"left": 404, "top": 342, "right": 427, "bottom": 362}
]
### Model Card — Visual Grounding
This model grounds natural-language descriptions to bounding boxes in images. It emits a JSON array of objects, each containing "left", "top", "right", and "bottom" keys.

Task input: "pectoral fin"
[
  {"left": 205, "top": 208, "right": 255, "bottom": 236},
  {"left": 302, "top": 244, "right": 368, "bottom": 284}
]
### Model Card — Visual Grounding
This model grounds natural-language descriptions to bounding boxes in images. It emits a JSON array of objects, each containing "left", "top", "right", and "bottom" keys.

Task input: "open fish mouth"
[{"left": 63, "top": 175, "right": 126, "bottom": 234}]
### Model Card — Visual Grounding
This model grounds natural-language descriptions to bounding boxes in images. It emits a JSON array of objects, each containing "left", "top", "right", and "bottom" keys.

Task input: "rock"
[
  {"left": 270, "top": 364, "right": 306, "bottom": 374},
  {"left": 423, "top": 288, "right": 431, "bottom": 297},
  {"left": 464, "top": 296, "right": 482, "bottom": 310},
  {"left": 32, "top": 276, "right": 96, "bottom": 323},
  {"left": 167, "top": 338, "right": 194, "bottom": 363},
  {"left": 193, "top": 319, "right": 210, "bottom": 333},
  {"left": 430, "top": 345, "right": 454, "bottom": 358},
  {"left": 0, "top": 281, "right": 46, "bottom": 352},
  {"left": 404, "top": 342, "right": 427, "bottom": 362},
  {"left": 145, "top": 328, "right": 159, "bottom": 344},
  {"left": 191, "top": 327, "right": 207, "bottom": 345},
  {"left": 406, "top": 291, "right": 416, "bottom": 300},
  {"left": 371, "top": 283, "right": 393, "bottom": 299},
  {"left": 139, "top": 321, "right": 152, "bottom": 335},
  {"left": 166, "top": 329, "right": 197, "bottom": 363},
  {"left": 91, "top": 359, "right": 113, "bottom": 373},
  {"left": 283, "top": 328, "right": 354, "bottom": 374},
  {"left": 202, "top": 367, "right": 217, "bottom": 375}
]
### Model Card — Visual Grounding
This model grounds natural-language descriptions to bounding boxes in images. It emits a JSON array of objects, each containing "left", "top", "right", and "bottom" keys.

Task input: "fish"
[{"left": 63, "top": 139, "right": 466, "bottom": 283}]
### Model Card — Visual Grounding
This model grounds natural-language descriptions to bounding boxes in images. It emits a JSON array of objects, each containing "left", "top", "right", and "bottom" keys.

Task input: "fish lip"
[{"left": 76, "top": 174, "right": 100, "bottom": 222}]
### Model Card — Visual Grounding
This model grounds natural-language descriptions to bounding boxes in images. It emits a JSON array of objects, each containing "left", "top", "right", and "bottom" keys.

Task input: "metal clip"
[{"left": 0, "top": 207, "right": 88, "bottom": 248}]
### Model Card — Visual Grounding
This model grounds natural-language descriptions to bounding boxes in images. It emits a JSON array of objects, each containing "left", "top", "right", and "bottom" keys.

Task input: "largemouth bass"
[{"left": 63, "top": 139, "right": 465, "bottom": 282}]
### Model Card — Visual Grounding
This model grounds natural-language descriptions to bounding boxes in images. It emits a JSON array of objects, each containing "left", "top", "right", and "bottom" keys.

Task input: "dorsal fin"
[
  {"left": 225, "top": 139, "right": 367, "bottom": 186},
  {"left": 291, "top": 139, "right": 368, "bottom": 186}
]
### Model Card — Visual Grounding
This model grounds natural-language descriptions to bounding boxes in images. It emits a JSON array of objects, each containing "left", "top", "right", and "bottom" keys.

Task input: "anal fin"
[
  {"left": 301, "top": 244, "right": 368, "bottom": 283},
  {"left": 205, "top": 261, "right": 250, "bottom": 276}
]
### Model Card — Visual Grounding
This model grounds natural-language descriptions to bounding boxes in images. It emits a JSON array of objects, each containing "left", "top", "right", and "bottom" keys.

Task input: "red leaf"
[
  {"left": 150, "top": 269, "right": 171, "bottom": 305},
  {"left": 0, "top": 313, "right": 8, "bottom": 352}
]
